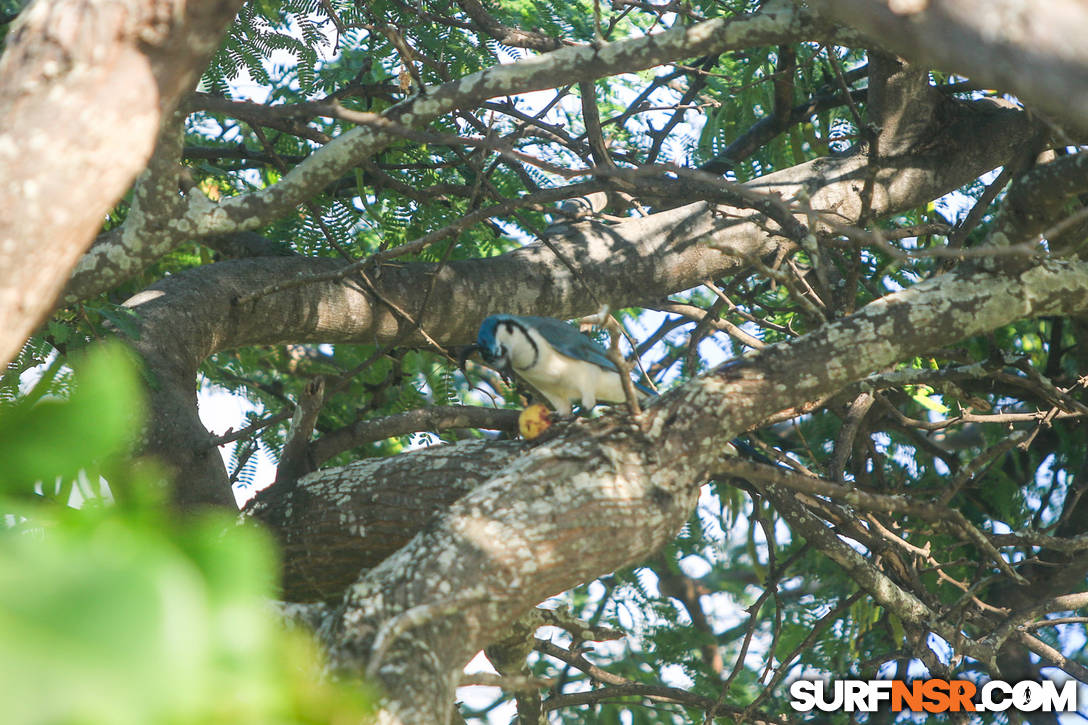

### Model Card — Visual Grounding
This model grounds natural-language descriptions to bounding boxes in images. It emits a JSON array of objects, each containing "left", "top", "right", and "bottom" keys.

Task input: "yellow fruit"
[{"left": 518, "top": 404, "right": 552, "bottom": 440}]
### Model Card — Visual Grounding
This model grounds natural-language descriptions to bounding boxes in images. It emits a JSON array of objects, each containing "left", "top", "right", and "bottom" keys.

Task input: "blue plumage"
[
  {"left": 477, "top": 315, "right": 615, "bottom": 370},
  {"left": 471, "top": 315, "right": 777, "bottom": 464},
  {"left": 471, "top": 314, "right": 652, "bottom": 415}
]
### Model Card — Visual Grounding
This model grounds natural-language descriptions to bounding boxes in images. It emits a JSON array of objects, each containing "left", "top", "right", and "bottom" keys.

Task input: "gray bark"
[
  {"left": 804, "top": 0, "right": 1088, "bottom": 135},
  {"left": 127, "top": 95, "right": 1033, "bottom": 508},
  {"left": 4, "top": 1, "right": 1087, "bottom": 720},
  {"left": 320, "top": 257, "right": 1088, "bottom": 723},
  {"left": 0, "top": 0, "right": 244, "bottom": 366},
  {"left": 61, "top": 0, "right": 821, "bottom": 306}
]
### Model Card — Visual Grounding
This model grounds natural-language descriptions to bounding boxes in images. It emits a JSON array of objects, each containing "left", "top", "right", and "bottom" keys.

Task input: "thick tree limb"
[
  {"left": 247, "top": 440, "right": 522, "bottom": 601},
  {"left": 866, "top": 53, "right": 941, "bottom": 156},
  {"left": 124, "top": 96, "right": 1032, "bottom": 507},
  {"left": 0, "top": 0, "right": 244, "bottom": 366},
  {"left": 321, "top": 257, "right": 1088, "bottom": 723},
  {"left": 60, "top": 0, "right": 818, "bottom": 305},
  {"left": 992, "top": 151, "right": 1088, "bottom": 253},
  {"left": 62, "top": 110, "right": 190, "bottom": 300},
  {"left": 805, "top": 0, "right": 1088, "bottom": 134}
]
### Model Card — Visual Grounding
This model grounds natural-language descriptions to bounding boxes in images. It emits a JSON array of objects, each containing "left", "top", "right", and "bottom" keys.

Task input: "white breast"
[{"left": 501, "top": 326, "right": 627, "bottom": 415}]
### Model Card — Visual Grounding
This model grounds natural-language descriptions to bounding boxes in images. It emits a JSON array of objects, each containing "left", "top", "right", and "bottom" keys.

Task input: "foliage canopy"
[{"left": 2, "top": 0, "right": 1087, "bottom": 723}]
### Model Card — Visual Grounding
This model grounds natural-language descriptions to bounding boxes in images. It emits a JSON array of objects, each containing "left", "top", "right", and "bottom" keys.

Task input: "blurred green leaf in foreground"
[{"left": 0, "top": 343, "right": 373, "bottom": 725}]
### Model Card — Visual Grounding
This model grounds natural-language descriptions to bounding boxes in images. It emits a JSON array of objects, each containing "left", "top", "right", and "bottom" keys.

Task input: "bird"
[
  {"left": 464, "top": 314, "right": 781, "bottom": 462},
  {"left": 463, "top": 314, "right": 651, "bottom": 417}
]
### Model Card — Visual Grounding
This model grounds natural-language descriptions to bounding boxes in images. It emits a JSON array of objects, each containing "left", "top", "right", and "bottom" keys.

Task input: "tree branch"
[
  {"left": 124, "top": 95, "right": 1034, "bottom": 508},
  {"left": 59, "top": 0, "right": 818, "bottom": 304},
  {"left": 0, "top": 0, "right": 245, "bottom": 365},
  {"left": 310, "top": 405, "right": 520, "bottom": 465},
  {"left": 805, "top": 0, "right": 1088, "bottom": 134},
  {"left": 319, "top": 257, "right": 1088, "bottom": 722}
]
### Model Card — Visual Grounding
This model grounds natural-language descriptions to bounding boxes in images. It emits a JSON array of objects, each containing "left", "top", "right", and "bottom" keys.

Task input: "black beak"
[
  {"left": 457, "top": 344, "right": 481, "bottom": 372},
  {"left": 460, "top": 344, "right": 514, "bottom": 384}
]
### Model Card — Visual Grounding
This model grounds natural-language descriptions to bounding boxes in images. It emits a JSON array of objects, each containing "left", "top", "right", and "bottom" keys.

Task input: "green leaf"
[
  {"left": 0, "top": 509, "right": 374, "bottom": 725},
  {"left": 886, "top": 611, "right": 905, "bottom": 645},
  {"left": 86, "top": 304, "right": 142, "bottom": 340},
  {"left": 0, "top": 342, "right": 145, "bottom": 491},
  {"left": 906, "top": 384, "right": 949, "bottom": 414}
]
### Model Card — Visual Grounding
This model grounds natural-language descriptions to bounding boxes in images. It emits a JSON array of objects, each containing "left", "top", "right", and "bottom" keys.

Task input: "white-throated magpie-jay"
[{"left": 464, "top": 314, "right": 650, "bottom": 416}]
